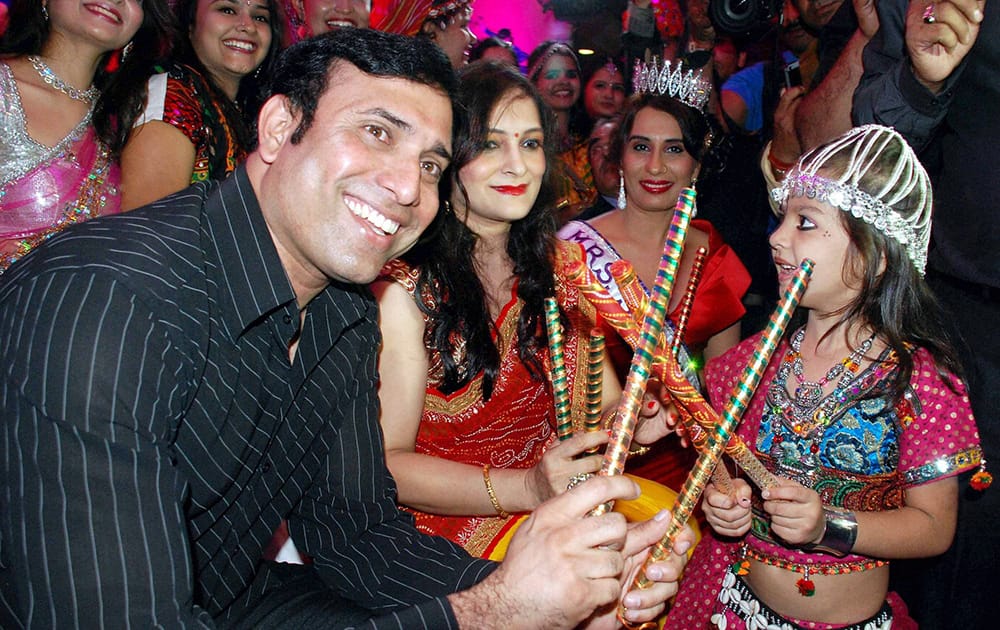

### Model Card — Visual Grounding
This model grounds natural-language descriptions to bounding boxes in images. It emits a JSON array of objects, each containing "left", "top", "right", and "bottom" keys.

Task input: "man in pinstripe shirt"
[{"left": 0, "top": 28, "right": 692, "bottom": 629}]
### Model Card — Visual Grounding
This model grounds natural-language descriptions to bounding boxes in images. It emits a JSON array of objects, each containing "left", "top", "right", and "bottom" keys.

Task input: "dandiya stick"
[
  {"left": 670, "top": 247, "right": 706, "bottom": 357},
  {"left": 568, "top": 257, "right": 776, "bottom": 489},
  {"left": 661, "top": 246, "right": 741, "bottom": 495},
  {"left": 543, "top": 297, "right": 573, "bottom": 440},
  {"left": 630, "top": 259, "right": 814, "bottom": 590},
  {"left": 584, "top": 330, "right": 606, "bottom": 434},
  {"left": 589, "top": 188, "right": 695, "bottom": 516}
]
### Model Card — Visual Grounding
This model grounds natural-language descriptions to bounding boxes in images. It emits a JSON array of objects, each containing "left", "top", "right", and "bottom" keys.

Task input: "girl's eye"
[
  {"left": 565, "top": 70, "right": 579, "bottom": 80},
  {"left": 522, "top": 138, "right": 541, "bottom": 150},
  {"left": 253, "top": 13, "right": 270, "bottom": 23},
  {"left": 220, "top": 6, "right": 236, "bottom": 14},
  {"left": 665, "top": 145, "right": 685, "bottom": 154},
  {"left": 482, "top": 139, "right": 499, "bottom": 150},
  {"left": 630, "top": 142, "right": 649, "bottom": 153},
  {"left": 544, "top": 70, "right": 560, "bottom": 80},
  {"left": 612, "top": 84, "right": 626, "bottom": 93},
  {"left": 797, "top": 215, "right": 817, "bottom": 230}
]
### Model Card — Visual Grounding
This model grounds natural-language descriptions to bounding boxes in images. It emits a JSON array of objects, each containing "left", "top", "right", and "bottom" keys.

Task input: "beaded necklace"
[{"left": 27, "top": 55, "right": 98, "bottom": 103}]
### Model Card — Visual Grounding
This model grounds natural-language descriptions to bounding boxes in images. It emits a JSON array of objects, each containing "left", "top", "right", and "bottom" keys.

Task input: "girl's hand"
[
  {"left": 527, "top": 431, "right": 608, "bottom": 506},
  {"left": 702, "top": 479, "right": 753, "bottom": 537},
  {"left": 761, "top": 478, "right": 825, "bottom": 547},
  {"left": 633, "top": 387, "right": 679, "bottom": 446}
]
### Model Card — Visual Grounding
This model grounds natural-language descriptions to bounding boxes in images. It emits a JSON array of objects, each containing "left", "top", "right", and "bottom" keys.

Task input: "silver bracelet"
[{"left": 806, "top": 507, "right": 858, "bottom": 557}]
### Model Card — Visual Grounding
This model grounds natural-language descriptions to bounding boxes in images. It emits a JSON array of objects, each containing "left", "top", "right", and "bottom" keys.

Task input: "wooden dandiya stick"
[
  {"left": 629, "top": 259, "right": 814, "bottom": 590},
  {"left": 660, "top": 246, "right": 742, "bottom": 495},
  {"left": 543, "top": 297, "right": 574, "bottom": 440},
  {"left": 589, "top": 188, "right": 695, "bottom": 516},
  {"left": 584, "top": 330, "right": 606, "bottom": 435}
]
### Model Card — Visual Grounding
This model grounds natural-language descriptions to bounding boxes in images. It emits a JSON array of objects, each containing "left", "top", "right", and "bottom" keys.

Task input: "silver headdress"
[
  {"left": 632, "top": 58, "right": 712, "bottom": 111},
  {"left": 771, "top": 124, "right": 932, "bottom": 275}
]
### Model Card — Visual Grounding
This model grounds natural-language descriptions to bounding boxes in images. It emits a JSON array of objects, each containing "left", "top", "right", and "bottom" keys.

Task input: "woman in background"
[
  {"left": 0, "top": 0, "right": 170, "bottom": 273},
  {"left": 527, "top": 40, "right": 594, "bottom": 222},
  {"left": 118, "top": 0, "right": 283, "bottom": 210}
]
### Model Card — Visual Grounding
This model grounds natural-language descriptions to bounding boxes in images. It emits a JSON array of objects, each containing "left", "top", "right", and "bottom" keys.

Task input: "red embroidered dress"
[
  {"left": 138, "top": 63, "right": 245, "bottom": 184},
  {"left": 379, "top": 241, "right": 598, "bottom": 557}
]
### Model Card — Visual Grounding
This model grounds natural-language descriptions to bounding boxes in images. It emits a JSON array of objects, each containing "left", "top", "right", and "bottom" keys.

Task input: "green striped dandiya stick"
[
  {"left": 544, "top": 297, "right": 573, "bottom": 440},
  {"left": 589, "top": 188, "right": 695, "bottom": 516},
  {"left": 630, "top": 259, "right": 814, "bottom": 590}
]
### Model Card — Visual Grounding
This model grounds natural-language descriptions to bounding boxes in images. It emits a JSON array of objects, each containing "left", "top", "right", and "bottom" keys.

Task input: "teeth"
[
  {"left": 90, "top": 4, "right": 121, "bottom": 23},
  {"left": 224, "top": 40, "right": 255, "bottom": 52},
  {"left": 326, "top": 20, "right": 355, "bottom": 28},
  {"left": 345, "top": 198, "right": 399, "bottom": 235}
]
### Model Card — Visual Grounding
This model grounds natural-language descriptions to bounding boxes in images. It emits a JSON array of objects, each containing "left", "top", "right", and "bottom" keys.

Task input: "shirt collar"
[{"left": 204, "top": 165, "right": 298, "bottom": 335}]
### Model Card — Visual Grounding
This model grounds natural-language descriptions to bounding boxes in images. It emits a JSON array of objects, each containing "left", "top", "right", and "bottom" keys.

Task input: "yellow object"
[{"left": 485, "top": 474, "right": 700, "bottom": 562}]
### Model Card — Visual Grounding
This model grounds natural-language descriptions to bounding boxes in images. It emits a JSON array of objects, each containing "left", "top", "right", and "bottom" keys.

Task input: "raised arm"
[{"left": 853, "top": 0, "right": 984, "bottom": 149}]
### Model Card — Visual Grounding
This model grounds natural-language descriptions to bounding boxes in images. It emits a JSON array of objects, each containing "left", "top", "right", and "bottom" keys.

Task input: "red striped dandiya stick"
[{"left": 589, "top": 188, "right": 695, "bottom": 516}]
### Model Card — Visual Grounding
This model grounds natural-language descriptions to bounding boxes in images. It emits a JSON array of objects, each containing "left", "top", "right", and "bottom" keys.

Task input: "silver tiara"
[
  {"left": 771, "top": 125, "right": 933, "bottom": 274},
  {"left": 632, "top": 58, "right": 712, "bottom": 111}
]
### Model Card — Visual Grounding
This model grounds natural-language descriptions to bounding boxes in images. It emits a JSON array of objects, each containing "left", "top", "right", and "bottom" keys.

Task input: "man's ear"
[{"left": 256, "top": 94, "right": 297, "bottom": 164}]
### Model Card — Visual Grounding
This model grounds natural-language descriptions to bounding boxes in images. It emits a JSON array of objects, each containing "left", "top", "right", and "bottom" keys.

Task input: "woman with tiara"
[
  {"left": 667, "top": 125, "right": 984, "bottom": 629},
  {"left": 0, "top": 0, "right": 171, "bottom": 273},
  {"left": 559, "top": 60, "right": 750, "bottom": 381}
]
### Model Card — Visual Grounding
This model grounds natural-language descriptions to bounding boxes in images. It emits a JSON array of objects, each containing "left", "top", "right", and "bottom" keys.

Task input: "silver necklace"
[
  {"left": 27, "top": 55, "right": 99, "bottom": 103},
  {"left": 788, "top": 327, "right": 874, "bottom": 411}
]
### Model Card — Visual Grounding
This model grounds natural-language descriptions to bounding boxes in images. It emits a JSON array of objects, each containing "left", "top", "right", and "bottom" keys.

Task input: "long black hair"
[
  {"left": 1, "top": 0, "right": 176, "bottom": 157},
  {"left": 404, "top": 60, "right": 559, "bottom": 399},
  {"left": 100, "top": 0, "right": 285, "bottom": 158}
]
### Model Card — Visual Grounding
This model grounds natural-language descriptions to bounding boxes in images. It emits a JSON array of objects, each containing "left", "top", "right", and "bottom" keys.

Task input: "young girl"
[{"left": 667, "top": 124, "right": 984, "bottom": 629}]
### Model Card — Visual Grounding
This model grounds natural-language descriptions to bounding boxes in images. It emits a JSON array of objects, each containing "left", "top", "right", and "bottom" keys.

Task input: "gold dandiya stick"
[
  {"left": 589, "top": 189, "right": 695, "bottom": 516},
  {"left": 584, "top": 329, "right": 605, "bottom": 434},
  {"left": 543, "top": 297, "right": 573, "bottom": 440},
  {"left": 671, "top": 247, "right": 706, "bottom": 356},
  {"left": 629, "top": 259, "right": 814, "bottom": 591}
]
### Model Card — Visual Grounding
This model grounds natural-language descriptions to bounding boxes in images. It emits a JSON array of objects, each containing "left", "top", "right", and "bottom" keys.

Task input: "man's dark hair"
[{"left": 268, "top": 28, "right": 458, "bottom": 144}]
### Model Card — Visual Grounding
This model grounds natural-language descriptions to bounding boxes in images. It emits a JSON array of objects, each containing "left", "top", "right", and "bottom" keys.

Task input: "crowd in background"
[{"left": 1, "top": 0, "right": 996, "bottom": 627}]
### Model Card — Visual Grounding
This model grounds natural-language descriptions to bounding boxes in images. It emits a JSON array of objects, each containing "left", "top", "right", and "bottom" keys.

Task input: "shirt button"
[
  {"left": 261, "top": 461, "right": 271, "bottom": 473},
  {"left": 283, "top": 314, "right": 292, "bottom": 324}
]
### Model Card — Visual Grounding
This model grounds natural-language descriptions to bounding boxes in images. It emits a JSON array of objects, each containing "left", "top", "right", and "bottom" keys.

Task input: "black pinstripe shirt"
[{"left": 0, "top": 167, "right": 495, "bottom": 628}]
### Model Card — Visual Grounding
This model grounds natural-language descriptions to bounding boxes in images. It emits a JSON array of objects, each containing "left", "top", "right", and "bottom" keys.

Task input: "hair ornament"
[
  {"left": 632, "top": 57, "right": 712, "bottom": 111},
  {"left": 771, "top": 124, "right": 932, "bottom": 275},
  {"left": 528, "top": 42, "right": 579, "bottom": 82}
]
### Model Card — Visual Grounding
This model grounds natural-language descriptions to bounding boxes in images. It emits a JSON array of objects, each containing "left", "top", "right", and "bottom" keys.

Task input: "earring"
[
  {"left": 121, "top": 41, "right": 134, "bottom": 61},
  {"left": 42, "top": 3, "right": 49, "bottom": 20},
  {"left": 617, "top": 170, "right": 626, "bottom": 210},
  {"left": 444, "top": 200, "right": 452, "bottom": 214}
]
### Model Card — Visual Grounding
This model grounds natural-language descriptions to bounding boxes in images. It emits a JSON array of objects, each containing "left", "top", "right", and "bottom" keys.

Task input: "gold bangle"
[
  {"left": 628, "top": 444, "right": 651, "bottom": 457},
  {"left": 482, "top": 464, "right": 510, "bottom": 518}
]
